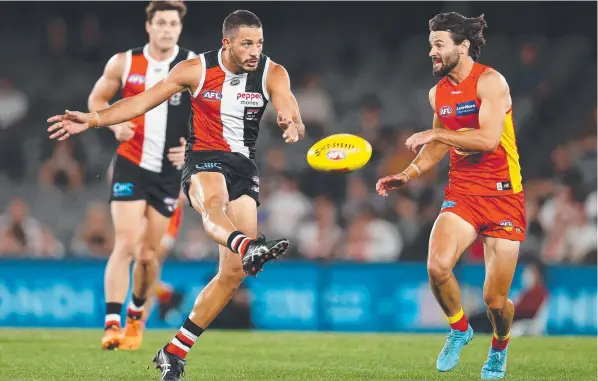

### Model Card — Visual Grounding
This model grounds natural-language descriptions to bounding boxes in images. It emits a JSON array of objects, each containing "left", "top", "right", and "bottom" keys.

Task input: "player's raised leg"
[
  {"left": 154, "top": 192, "right": 261, "bottom": 380},
  {"left": 188, "top": 172, "right": 288, "bottom": 275},
  {"left": 480, "top": 237, "right": 519, "bottom": 379},
  {"left": 102, "top": 200, "right": 146, "bottom": 350},
  {"left": 428, "top": 211, "right": 478, "bottom": 371},
  {"left": 120, "top": 206, "right": 170, "bottom": 350}
]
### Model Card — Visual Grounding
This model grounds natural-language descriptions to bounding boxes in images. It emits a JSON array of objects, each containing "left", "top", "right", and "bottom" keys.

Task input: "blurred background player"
[
  {"left": 87, "top": 1, "right": 195, "bottom": 350},
  {"left": 48, "top": 9, "right": 305, "bottom": 381},
  {"left": 107, "top": 157, "right": 186, "bottom": 326},
  {"left": 142, "top": 194, "right": 186, "bottom": 324},
  {"left": 377, "top": 13, "right": 524, "bottom": 380}
]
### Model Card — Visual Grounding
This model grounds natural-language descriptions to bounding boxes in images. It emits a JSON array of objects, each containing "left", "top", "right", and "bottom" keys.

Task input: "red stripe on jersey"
[
  {"left": 117, "top": 53, "right": 148, "bottom": 165},
  {"left": 191, "top": 66, "right": 230, "bottom": 152}
]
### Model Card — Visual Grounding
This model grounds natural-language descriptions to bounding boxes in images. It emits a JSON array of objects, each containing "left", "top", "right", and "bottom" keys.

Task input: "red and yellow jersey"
[{"left": 435, "top": 62, "right": 523, "bottom": 196}]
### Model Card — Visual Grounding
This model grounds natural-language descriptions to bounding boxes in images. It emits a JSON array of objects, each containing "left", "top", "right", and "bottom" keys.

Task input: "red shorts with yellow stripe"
[{"left": 439, "top": 187, "right": 526, "bottom": 241}]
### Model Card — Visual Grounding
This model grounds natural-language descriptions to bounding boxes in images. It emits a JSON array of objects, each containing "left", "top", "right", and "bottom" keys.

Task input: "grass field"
[{"left": 0, "top": 329, "right": 595, "bottom": 381}]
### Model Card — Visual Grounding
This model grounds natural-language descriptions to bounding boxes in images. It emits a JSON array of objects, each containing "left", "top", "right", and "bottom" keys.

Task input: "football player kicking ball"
[
  {"left": 48, "top": 10, "right": 304, "bottom": 381},
  {"left": 377, "top": 13, "right": 525, "bottom": 380}
]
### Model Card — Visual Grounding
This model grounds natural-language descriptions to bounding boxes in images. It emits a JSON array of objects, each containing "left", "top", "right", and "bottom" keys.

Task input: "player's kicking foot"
[
  {"left": 436, "top": 324, "right": 474, "bottom": 372},
  {"left": 481, "top": 346, "right": 508, "bottom": 379},
  {"left": 242, "top": 236, "right": 290, "bottom": 276},
  {"left": 102, "top": 325, "right": 123, "bottom": 350},
  {"left": 153, "top": 346, "right": 186, "bottom": 381},
  {"left": 119, "top": 317, "right": 144, "bottom": 350}
]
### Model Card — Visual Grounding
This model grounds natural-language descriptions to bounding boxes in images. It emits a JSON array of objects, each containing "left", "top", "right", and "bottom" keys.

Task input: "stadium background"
[{"left": 0, "top": 1, "right": 595, "bottom": 336}]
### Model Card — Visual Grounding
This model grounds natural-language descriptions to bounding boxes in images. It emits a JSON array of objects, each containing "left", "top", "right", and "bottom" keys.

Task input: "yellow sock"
[
  {"left": 447, "top": 307, "right": 464, "bottom": 324},
  {"left": 494, "top": 331, "right": 510, "bottom": 341}
]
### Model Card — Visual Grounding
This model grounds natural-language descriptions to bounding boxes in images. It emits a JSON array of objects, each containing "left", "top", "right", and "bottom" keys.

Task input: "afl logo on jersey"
[
  {"left": 127, "top": 74, "right": 146, "bottom": 85},
  {"left": 237, "top": 92, "right": 264, "bottom": 107},
  {"left": 202, "top": 90, "right": 223, "bottom": 101},
  {"left": 439, "top": 105, "right": 453, "bottom": 117}
]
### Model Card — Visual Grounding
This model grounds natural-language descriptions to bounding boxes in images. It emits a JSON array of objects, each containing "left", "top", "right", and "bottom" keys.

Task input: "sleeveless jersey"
[
  {"left": 435, "top": 62, "right": 523, "bottom": 196},
  {"left": 189, "top": 48, "right": 271, "bottom": 160},
  {"left": 117, "top": 44, "right": 195, "bottom": 177}
]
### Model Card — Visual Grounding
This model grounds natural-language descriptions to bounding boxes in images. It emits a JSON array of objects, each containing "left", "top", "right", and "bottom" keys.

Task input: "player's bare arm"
[
  {"left": 406, "top": 69, "right": 510, "bottom": 153},
  {"left": 267, "top": 62, "right": 305, "bottom": 143},
  {"left": 48, "top": 58, "right": 202, "bottom": 141},
  {"left": 88, "top": 53, "right": 134, "bottom": 139},
  {"left": 376, "top": 86, "right": 449, "bottom": 196}
]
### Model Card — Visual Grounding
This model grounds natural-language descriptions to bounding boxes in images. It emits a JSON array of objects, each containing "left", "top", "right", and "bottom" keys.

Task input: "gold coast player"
[
  {"left": 377, "top": 13, "right": 524, "bottom": 379},
  {"left": 48, "top": 10, "right": 303, "bottom": 380},
  {"left": 88, "top": 1, "right": 195, "bottom": 351}
]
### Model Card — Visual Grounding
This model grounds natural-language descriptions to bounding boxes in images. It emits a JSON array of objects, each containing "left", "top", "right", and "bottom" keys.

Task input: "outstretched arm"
[
  {"left": 407, "top": 86, "right": 449, "bottom": 178},
  {"left": 48, "top": 58, "right": 202, "bottom": 140},
  {"left": 96, "top": 58, "right": 201, "bottom": 126},
  {"left": 409, "top": 70, "right": 510, "bottom": 153},
  {"left": 88, "top": 53, "right": 135, "bottom": 140},
  {"left": 266, "top": 62, "right": 305, "bottom": 143},
  {"left": 376, "top": 87, "right": 449, "bottom": 196},
  {"left": 88, "top": 54, "right": 124, "bottom": 119}
]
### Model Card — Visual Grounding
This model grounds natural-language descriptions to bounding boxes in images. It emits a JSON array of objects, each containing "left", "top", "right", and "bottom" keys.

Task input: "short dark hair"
[
  {"left": 146, "top": 1, "right": 187, "bottom": 23},
  {"left": 429, "top": 12, "right": 487, "bottom": 61},
  {"left": 222, "top": 10, "right": 262, "bottom": 37}
]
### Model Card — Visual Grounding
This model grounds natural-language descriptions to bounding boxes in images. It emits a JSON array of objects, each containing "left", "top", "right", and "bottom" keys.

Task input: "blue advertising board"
[{"left": 0, "top": 259, "right": 595, "bottom": 335}]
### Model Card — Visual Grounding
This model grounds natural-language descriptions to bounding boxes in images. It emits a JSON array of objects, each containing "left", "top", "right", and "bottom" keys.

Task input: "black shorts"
[
  {"left": 182, "top": 150, "right": 260, "bottom": 207},
  {"left": 109, "top": 155, "right": 181, "bottom": 217}
]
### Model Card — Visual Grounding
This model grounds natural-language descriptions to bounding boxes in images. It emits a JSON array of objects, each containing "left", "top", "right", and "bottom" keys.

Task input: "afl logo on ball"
[
  {"left": 439, "top": 105, "right": 452, "bottom": 117},
  {"left": 202, "top": 90, "right": 223, "bottom": 101},
  {"left": 326, "top": 150, "right": 347, "bottom": 161}
]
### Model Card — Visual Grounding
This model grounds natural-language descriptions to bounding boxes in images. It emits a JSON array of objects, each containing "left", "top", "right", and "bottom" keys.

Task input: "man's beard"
[
  {"left": 433, "top": 50, "right": 460, "bottom": 78},
  {"left": 230, "top": 51, "right": 253, "bottom": 73}
]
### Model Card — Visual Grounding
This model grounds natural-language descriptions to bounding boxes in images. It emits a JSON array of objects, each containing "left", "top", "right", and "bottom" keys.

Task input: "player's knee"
[
  {"left": 427, "top": 256, "right": 453, "bottom": 284},
  {"left": 483, "top": 290, "right": 508, "bottom": 310},
  {"left": 217, "top": 263, "right": 245, "bottom": 289},
  {"left": 113, "top": 232, "right": 139, "bottom": 258},
  {"left": 198, "top": 194, "right": 229, "bottom": 225},
  {"left": 136, "top": 245, "right": 159, "bottom": 265}
]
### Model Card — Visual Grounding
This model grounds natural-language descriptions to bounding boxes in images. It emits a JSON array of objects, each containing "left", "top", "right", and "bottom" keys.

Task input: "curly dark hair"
[{"left": 429, "top": 12, "right": 488, "bottom": 61}]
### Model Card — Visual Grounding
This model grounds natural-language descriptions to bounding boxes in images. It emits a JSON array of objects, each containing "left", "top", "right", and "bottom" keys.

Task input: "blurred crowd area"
[{"left": 0, "top": 2, "right": 596, "bottom": 265}]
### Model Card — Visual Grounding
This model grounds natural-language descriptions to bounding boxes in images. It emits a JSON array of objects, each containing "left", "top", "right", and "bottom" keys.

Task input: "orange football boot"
[
  {"left": 102, "top": 325, "right": 123, "bottom": 350},
  {"left": 119, "top": 317, "right": 144, "bottom": 350}
]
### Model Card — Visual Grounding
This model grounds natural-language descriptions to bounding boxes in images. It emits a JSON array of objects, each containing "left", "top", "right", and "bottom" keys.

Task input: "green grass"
[{"left": 0, "top": 329, "right": 595, "bottom": 380}]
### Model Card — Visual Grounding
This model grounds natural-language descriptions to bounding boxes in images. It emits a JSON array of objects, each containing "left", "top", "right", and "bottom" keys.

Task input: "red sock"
[
  {"left": 126, "top": 294, "right": 145, "bottom": 320},
  {"left": 165, "top": 318, "right": 205, "bottom": 359},
  {"left": 104, "top": 319, "right": 120, "bottom": 330},
  {"left": 447, "top": 308, "right": 469, "bottom": 332},
  {"left": 492, "top": 335, "right": 510, "bottom": 351},
  {"left": 227, "top": 231, "right": 252, "bottom": 256}
]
